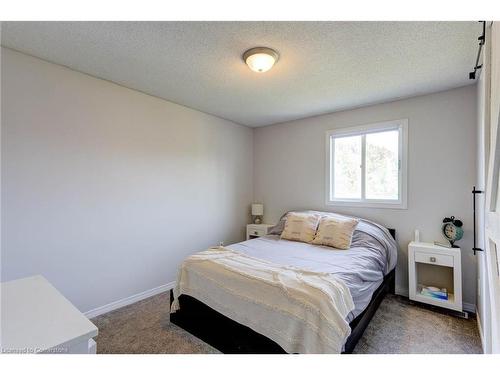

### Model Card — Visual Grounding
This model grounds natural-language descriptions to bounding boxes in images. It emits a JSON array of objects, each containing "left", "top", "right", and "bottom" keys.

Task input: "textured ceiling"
[{"left": 1, "top": 21, "right": 480, "bottom": 127}]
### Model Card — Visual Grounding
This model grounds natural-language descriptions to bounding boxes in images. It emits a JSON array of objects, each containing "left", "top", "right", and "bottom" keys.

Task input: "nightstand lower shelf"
[{"left": 415, "top": 287, "right": 455, "bottom": 309}]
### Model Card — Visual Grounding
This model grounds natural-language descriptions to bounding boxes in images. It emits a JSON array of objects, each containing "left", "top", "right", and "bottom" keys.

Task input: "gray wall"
[
  {"left": 254, "top": 85, "right": 478, "bottom": 306},
  {"left": 1, "top": 48, "right": 253, "bottom": 313},
  {"left": 1, "top": 47, "right": 479, "bottom": 312}
]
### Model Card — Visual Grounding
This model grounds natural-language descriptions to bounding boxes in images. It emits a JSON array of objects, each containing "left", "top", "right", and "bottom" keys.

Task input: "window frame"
[{"left": 325, "top": 119, "right": 408, "bottom": 209}]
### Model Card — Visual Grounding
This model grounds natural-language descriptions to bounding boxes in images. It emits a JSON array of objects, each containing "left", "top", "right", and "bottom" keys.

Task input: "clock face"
[{"left": 444, "top": 223, "right": 457, "bottom": 239}]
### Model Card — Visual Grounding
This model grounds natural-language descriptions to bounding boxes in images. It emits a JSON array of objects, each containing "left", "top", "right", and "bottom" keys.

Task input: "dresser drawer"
[
  {"left": 246, "top": 224, "right": 274, "bottom": 240},
  {"left": 414, "top": 252, "right": 453, "bottom": 267},
  {"left": 248, "top": 227, "right": 267, "bottom": 236}
]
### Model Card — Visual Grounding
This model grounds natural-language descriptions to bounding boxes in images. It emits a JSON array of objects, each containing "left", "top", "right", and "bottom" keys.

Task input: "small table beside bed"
[{"left": 170, "top": 210, "right": 397, "bottom": 354}]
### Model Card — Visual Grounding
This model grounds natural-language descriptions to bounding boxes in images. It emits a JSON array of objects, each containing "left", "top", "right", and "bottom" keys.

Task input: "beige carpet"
[
  {"left": 91, "top": 292, "right": 482, "bottom": 354},
  {"left": 352, "top": 295, "right": 482, "bottom": 354}
]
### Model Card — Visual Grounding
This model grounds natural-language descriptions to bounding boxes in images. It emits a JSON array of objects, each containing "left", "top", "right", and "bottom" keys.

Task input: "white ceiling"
[{"left": 1, "top": 21, "right": 480, "bottom": 127}]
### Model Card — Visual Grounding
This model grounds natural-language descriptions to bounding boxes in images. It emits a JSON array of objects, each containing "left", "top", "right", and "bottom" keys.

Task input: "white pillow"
[
  {"left": 312, "top": 216, "right": 359, "bottom": 250},
  {"left": 280, "top": 212, "right": 321, "bottom": 243}
]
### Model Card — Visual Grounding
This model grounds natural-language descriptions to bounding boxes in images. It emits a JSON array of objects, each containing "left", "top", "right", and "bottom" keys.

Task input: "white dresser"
[{"left": 1, "top": 275, "right": 98, "bottom": 354}]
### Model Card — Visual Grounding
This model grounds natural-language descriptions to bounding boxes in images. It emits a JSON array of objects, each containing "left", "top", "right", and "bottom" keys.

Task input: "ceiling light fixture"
[{"left": 243, "top": 47, "right": 279, "bottom": 73}]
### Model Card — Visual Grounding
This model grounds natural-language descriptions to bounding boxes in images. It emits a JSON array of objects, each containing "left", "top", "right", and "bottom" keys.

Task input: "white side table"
[
  {"left": 1, "top": 275, "right": 98, "bottom": 354},
  {"left": 246, "top": 223, "right": 274, "bottom": 240},
  {"left": 408, "top": 241, "right": 462, "bottom": 312}
]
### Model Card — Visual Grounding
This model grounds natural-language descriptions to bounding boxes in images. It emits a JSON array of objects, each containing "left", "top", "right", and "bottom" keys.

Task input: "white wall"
[
  {"left": 1, "top": 48, "right": 253, "bottom": 313},
  {"left": 254, "top": 85, "right": 478, "bottom": 307},
  {"left": 0, "top": 47, "right": 480, "bottom": 314}
]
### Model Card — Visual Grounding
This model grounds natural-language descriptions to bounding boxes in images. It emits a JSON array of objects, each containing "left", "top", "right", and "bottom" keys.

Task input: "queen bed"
[{"left": 170, "top": 211, "right": 397, "bottom": 354}]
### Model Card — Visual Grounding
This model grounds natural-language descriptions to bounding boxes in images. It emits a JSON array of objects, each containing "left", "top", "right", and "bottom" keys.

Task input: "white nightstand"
[
  {"left": 1, "top": 275, "right": 98, "bottom": 354},
  {"left": 408, "top": 241, "right": 462, "bottom": 312},
  {"left": 246, "top": 223, "right": 274, "bottom": 240}
]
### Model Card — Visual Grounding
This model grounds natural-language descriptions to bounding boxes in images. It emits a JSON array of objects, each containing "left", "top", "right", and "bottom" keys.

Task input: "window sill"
[{"left": 326, "top": 200, "right": 407, "bottom": 210}]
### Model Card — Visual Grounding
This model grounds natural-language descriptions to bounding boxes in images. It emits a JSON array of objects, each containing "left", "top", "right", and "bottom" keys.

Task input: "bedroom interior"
[{"left": 1, "top": 1, "right": 500, "bottom": 371}]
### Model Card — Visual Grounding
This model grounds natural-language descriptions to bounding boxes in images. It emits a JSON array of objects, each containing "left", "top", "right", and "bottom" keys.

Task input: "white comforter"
[{"left": 171, "top": 247, "right": 355, "bottom": 354}]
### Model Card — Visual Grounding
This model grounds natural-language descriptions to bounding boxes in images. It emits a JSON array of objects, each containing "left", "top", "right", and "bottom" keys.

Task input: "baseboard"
[
  {"left": 84, "top": 281, "right": 176, "bottom": 319},
  {"left": 83, "top": 282, "right": 476, "bottom": 320},
  {"left": 476, "top": 308, "right": 486, "bottom": 353}
]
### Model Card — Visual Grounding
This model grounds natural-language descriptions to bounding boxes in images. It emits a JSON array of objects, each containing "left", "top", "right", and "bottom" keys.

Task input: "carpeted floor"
[
  {"left": 91, "top": 292, "right": 482, "bottom": 354},
  {"left": 352, "top": 295, "right": 482, "bottom": 354},
  {"left": 91, "top": 292, "right": 219, "bottom": 354}
]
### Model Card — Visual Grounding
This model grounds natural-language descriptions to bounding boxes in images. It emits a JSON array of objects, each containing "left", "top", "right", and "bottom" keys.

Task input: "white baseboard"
[
  {"left": 476, "top": 308, "right": 486, "bottom": 353},
  {"left": 83, "top": 281, "right": 476, "bottom": 319},
  {"left": 84, "top": 281, "right": 175, "bottom": 319}
]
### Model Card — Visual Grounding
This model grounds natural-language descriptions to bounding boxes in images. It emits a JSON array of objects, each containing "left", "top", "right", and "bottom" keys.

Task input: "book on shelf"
[{"left": 419, "top": 285, "right": 448, "bottom": 300}]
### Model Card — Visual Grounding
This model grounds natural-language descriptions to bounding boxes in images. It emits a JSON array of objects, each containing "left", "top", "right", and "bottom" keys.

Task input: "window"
[{"left": 326, "top": 119, "right": 408, "bottom": 209}]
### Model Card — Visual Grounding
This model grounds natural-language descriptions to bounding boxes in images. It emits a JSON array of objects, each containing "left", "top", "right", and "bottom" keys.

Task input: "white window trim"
[{"left": 325, "top": 119, "right": 408, "bottom": 209}]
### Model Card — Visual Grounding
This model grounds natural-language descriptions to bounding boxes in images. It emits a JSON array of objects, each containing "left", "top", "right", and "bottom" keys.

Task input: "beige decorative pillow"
[
  {"left": 312, "top": 216, "right": 359, "bottom": 250},
  {"left": 280, "top": 212, "right": 321, "bottom": 243}
]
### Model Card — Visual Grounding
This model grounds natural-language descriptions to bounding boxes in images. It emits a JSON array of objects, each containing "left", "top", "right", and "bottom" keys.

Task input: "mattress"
[{"left": 227, "top": 219, "right": 397, "bottom": 321}]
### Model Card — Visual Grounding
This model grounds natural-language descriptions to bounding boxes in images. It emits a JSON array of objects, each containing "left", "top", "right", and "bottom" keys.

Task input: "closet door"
[{"left": 484, "top": 21, "right": 500, "bottom": 354}]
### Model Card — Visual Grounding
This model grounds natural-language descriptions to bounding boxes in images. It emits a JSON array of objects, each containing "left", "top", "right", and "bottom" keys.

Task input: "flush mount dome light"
[{"left": 243, "top": 47, "right": 279, "bottom": 73}]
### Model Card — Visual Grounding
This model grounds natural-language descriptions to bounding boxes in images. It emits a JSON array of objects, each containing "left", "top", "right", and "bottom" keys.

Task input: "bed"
[{"left": 170, "top": 211, "right": 397, "bottom": 354}]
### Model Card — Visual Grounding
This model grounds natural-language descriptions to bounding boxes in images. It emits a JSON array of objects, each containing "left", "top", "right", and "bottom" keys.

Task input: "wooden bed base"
[{"left": 170, "top": 229, "right": 396, "bottom": 354}]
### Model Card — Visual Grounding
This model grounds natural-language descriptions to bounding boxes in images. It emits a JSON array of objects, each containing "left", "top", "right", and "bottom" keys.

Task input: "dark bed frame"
[{"left": 170, "top": 228, "right": 396, "bottom": 354}]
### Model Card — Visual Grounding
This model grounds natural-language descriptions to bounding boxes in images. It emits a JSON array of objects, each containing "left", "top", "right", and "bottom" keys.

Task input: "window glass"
[
  {"left": 365, "top": 130, "right": 399, "bottom": 200},
  {"left": 326, "top": 119, "right": 407, "bottom": 209},
  {"left": 333, "top": 135, "right": 362, "bottom": 199}
]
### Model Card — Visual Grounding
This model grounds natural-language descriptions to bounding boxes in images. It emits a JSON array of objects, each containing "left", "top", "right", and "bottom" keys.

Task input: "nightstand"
[
  {"left": 408, "top": 241, "right": 462, "bottom": 312},
  {"left": 1, "top": 275, "right": 98, "bottom": 354},
  {"left": 246, "top": 223, "right": 274, "bottom": 240}
]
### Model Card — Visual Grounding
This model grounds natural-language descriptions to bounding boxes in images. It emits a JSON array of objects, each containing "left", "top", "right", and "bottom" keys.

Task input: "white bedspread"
[{"left": 171, "top": 247, "right": 355, "bottom": 354}]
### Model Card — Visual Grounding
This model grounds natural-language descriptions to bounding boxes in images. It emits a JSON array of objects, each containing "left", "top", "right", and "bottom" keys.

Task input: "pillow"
[
  {"left": 312, "top": 216, "right": 359, "bottom": 250},
  {"left": 280, "top": 212, "right": 321, "bottom": 243},
  {"left": 269, "top": 210, "right": 326, "bottom": 235},
  {"left": 268, "top": 219, "right": 286, "bottom": 235}
]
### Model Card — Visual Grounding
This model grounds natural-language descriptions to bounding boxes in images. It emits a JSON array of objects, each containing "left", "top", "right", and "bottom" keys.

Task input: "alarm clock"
[{"left": 442, "top": 216, "right": 463, "bottom": 247}]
